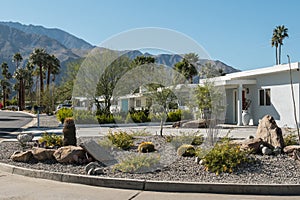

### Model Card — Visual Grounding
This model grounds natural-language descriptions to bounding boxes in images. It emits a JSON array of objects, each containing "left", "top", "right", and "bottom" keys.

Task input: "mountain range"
[{"left": 0, "top": 21, "right": 239, "bottom": 81}]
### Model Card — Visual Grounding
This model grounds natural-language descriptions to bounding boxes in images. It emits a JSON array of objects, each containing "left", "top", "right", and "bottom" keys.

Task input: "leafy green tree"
[
  {"left": 1, "top": 62, "right": 12, "bottom": 108},
  {"left": 272, "top": 25, "right": 288, "bottom": 65},
  {"left": 174, "top": 53, "right": 198, "bottom": 83},
  {"left": 132, "top": 55, "right": 155, "bottom": 66},
  {"left": 45, "top": 54, "right": 60, "bottom": 89}
]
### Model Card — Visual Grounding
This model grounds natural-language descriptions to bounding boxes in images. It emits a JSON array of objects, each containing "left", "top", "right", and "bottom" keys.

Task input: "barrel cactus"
[
  {"left": 177, "top": 144, "right": 196, "bottom": 157},
  {"left": 138, "top": 141, "right": 155, "bottom": 153}
]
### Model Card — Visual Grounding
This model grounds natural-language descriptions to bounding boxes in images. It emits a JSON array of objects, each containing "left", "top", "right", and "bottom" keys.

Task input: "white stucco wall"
[{"left": 253, "top": 71, "right": 300, "bottom": 128}]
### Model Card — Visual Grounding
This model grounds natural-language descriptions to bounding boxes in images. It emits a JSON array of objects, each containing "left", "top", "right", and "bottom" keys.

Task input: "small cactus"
[
  {"left": 177, "top": 144, "right": 196, "bottom": 157},
  {"left": 138, "top": 141, "right": 155, "bottom": 153}
]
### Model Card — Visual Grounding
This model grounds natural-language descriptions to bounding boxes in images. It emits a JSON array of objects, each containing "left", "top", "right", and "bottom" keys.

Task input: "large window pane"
[{"left": 259, "top": 89, "right": 264, "bottom": 106}]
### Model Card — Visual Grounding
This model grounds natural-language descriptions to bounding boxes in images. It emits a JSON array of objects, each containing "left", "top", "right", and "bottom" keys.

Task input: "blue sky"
[{"left": 1, "top": 0, "right": 300, "bottom": 70}]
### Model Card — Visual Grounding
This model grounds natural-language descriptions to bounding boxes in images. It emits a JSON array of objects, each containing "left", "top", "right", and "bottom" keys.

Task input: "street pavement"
[
  {"left": 1, "top": 111, "right": 300, "bottom": 199},
  {"left": 1, "top": 170, "right": 299, "bottom": 200}
]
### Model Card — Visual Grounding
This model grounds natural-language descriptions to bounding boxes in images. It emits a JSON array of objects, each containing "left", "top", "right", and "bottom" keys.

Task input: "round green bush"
[{"left": 177, "top": 144, "right": 196, "bottom": 157}]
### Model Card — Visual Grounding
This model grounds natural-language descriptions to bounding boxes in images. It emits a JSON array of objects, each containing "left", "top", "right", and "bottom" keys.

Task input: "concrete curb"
[{"left": 1, "top": 162, "right": 300, "bottom": 195}]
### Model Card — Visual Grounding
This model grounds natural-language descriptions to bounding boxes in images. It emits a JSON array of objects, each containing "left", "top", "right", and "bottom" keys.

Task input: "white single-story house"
[
  {"left": 211, "top": 62, "right": 300, "bottom": 127},
  {"left": 72, "top": 62, "right": 300, "bottom": 128}
]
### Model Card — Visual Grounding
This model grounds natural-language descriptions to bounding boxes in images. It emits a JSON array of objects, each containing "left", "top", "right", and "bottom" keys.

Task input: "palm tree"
[
  {"left": 1, "top": 62, "right": 12, "bottom": 108},
  {"left": 272, "top": 25, "right": 288, "bottom": 65},
  {"left": 46, "top": 54, "right": 60, "bottom": 89},
  {"left": 29, "top": 48, "right": 47, "bottom": 94},
  {"left": 13, "top": 53, "right": 23, "bottom": 110}
]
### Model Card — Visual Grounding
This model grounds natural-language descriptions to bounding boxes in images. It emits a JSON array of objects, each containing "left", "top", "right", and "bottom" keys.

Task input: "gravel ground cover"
[{"left": 1, "top": 136, "right": 300, "bottom": 184}]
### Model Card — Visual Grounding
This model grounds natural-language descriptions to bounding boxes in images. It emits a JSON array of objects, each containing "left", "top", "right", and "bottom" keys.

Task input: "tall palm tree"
[
  {"left": 13, "top": 53, "right": 23, "bottom": 110},
  {"left": 272, "top": 25, "right": 288, "bottom": 65},
  {"left": 277, "top": 25, "right": 289, "bottom": 64},
  {"left": 29, "top": 48, "right": 47, "bottom": 94},
  {"left": 1, "top": 62, "right": 12, "bottom": 108},
  {"left": 46, "top": 54, "right": 60, "bottom": 89}
]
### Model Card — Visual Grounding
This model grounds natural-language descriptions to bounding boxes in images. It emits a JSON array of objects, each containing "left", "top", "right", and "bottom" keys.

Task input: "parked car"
[{"left": 55, "top": 104, "right": 72, "bottom": 113}]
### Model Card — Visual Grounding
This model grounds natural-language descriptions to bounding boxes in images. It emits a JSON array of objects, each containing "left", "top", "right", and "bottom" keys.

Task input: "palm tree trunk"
[
  {"left": 39, "top": 65, "right": 44, "bottom": 94},
  {"left": 275, "top": 47, "right": 278, "bottom": 65},
  {"left": 3, "top": 87, "right": 6, "bottom": 108},
  {"left": 278, "top": 44, "right": 282, "bottom": 64},
  {"left": 47, "top": 67, "right": 51, "bottom": 89}
]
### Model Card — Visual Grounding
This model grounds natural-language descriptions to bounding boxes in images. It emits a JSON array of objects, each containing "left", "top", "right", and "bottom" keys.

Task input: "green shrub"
[
  {"left": 112, "top": 154, "right": 160, "bottom": 173},
  {"left": 202, "top": 137, "right": 251, "bottom": 175},
  {"left": 177, "top": 144, "right": 196, "bottom": 157},
  {"left": 167, "top": 110, "right": 181, "bottom": 122},
  {"left": 107, "top": 131, "right": 133, "bottom": 150},
  {"left": 283, "top": 134, "right": 298, "bottom": 146},
  {"left": 56, "top": 108, "right": 73, "bottom": 124},
  {"left": 138, "top": 141, "right": 155, "bottom": 153},
  {"left": 38, "top": 132, "right": 63, "bottom": 147},
  {"left": 191, "top": 135, "right": 204, "bottom": 145},
  {"left": 125, "top": 110, "right": 150, "bottom": 123},
  {"left": 73, "top": 110, "right": 98, "bottom": 124},
  {"left": 169, "top": 131, "right": 203, "bottom": 149},
  {"left": 97, "top": 114, "right": 115, "bottom": 124}
]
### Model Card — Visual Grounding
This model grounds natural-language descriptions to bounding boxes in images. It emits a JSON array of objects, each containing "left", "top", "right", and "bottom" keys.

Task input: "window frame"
[{"left": 258, "top": 88, "right": 271, "bottom": 106}]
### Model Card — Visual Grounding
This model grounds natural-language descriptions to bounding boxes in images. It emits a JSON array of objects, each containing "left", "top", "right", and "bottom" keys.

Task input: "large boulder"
[
  {"left": 32, "top": 148, "right": 56, "bottom": 161},
  {"left": 53, "top": 146, "right": 86, "bottom": 164},
  {"left": 10, "top": 151, "right": 33, "bottom": 162},
  {"left": 255, "top": 115, "right": 284, "bottom": 148},
  {"left": 17, "top": 133, "right": 34, "bottom": 144},
  {"left": 240, "top": 138, "right": 264, "bottom": 153}
]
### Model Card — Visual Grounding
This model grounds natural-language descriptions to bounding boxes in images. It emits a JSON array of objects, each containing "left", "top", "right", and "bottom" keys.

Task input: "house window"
[
  {"left": 259, "top": 89, "right": 271, "bottom": 106},
  {"left": 136, "top": 99, "right": 141, "bottom": 107}
]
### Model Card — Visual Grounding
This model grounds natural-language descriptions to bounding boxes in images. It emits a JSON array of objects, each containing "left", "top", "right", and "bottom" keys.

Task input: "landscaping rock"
[
  {"left": 261, "top": 146, "right": 272, "bottom": 155},
  {"left": 31, "top": 148, "right": 55, "bottom": 161},
  {"left": 17, "top": 133, "right": 33, "bottom": 144},
  {"left": 255, "top": 115, "right": 284, "bottom": 148},
  {"left": 283, "top": 145, "right": 300, "bottom": 154},
  {"left": 53, "top": 146, "right": 86, "bottom": 164},
  {"left": 273, "top": 146, "right": 282, "bottom": 156},
  {"left": 240, "top": 138, "right": 264, "bottom": 153},
  {"left": 80, "top": 140, "right": 117, "bottom": 166},
  {"left": 63, "top": 118, "right": 77, "bottom": 146},
  {"left": 181, "top": 119, "right": 208, "bottom": 128},
  {"left": 10, "top": 151, "right": 32, "bottom": 162}
]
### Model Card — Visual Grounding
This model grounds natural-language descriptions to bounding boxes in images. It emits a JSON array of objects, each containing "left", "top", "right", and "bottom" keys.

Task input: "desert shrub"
[
  {"left": 56, "top": 108, "right": 73, "bottom": 124},
  {"left": 73, "top": 110, "right": 98, "bottom": 124},
  {"left": 138, "top": 141, "right": 155, "bottom": 153},
  {"left": 112, "top": 154, "right": 160, "bottom": 173},
  {"left": 191, "top": 135, "right": 204, "bottom": 145},
  {"left": 107, "top": 131, "right": 133, "bottom": 150},
  {"left": 38, "top": 132, "right": 63, "bottom": 148},
  {"left": 283, "top": 134, "right": 298, "bottom": 146},
  {"left": 169, "top": 131, "right": 203, "bottom": 149},
  {"left": 97, "top": 114, "right": 115, "bottom": 124},
  {"left": 202, "top": 137, "right": 251, "bottom": 175},
  {"left": 167, "top": 110, "right": 181, "bottom": 122},
  {"left": 177, "top": 144, "right": 196, "bottom": 157},
  {"left": 125, "top": 110, "right": 150, "bottom": 123}
]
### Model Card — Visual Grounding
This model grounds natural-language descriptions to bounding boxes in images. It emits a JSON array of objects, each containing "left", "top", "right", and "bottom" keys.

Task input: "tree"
[
  {"left": 200, "top": 62, "right": 224, "bottom": 78},
  {"left": 147, "top": 86, "right": 177, "bottom": 136},
  {"left": 29, "top": 48, "right": 47, "bottom": 98},
  {"left": 132, "top": 55, "right": 155, "bottom": 66},
  {"left": 45, "top": 54, "right": 60, "bottom": 89},
  {"left": 174, "top": 53, "right": 198, "bottom": 83},
  {"left": 13, "top": 53, "right": 23, "bottom": 110},
  {"left": 1, "top": 62, "right": 12, "bottom": 108},
  {"left": 272, "top": 25, "right": 288, "bottom": 65},
  {"left": 95, "top": 56, "right": 131, "bottom": 115}
]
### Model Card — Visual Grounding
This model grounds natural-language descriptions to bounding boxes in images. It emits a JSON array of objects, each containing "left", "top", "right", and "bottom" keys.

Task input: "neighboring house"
[{"left": 210, "top": 62, "right": 300, "bottom": 127}]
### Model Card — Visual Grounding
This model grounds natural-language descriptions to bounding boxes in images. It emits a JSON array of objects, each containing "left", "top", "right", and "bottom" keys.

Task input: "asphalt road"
[{"left": 0, "top": 110, "right": 33, "bottom": 139}]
